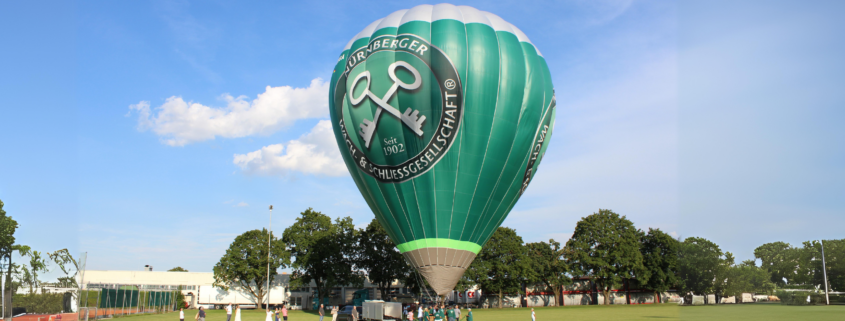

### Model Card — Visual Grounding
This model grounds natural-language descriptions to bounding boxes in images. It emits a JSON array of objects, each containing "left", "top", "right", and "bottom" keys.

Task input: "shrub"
[
  {"left": 13, "top": 293, "right": 65, "bottom": 314},
  {"left": 775, "top": 290, "right": 827, "bottom": 305}
]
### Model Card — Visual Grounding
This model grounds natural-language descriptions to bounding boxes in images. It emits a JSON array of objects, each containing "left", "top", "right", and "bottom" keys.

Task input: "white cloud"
[
  {"left": 128, "top": 101, "right": 152, "bottom": 129},
  {"left": 128, "top": 79, "right": 329, "bottom": 146},
  {"left": 233, "top": 120, "right": 347, "bottom": 177},
  {"left": 235, "top": 202, "right": 249, "bottom": 207}
]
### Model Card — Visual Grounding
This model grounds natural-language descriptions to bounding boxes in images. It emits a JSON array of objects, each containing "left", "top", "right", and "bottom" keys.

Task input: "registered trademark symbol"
[{"left": 444, "top": 79, "right": 456, "bottom": 90}]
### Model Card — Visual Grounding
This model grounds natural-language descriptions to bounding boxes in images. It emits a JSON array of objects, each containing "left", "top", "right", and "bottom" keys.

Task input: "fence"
[{"left": 76, "top": 284, "right": 179, "bottom": 320}]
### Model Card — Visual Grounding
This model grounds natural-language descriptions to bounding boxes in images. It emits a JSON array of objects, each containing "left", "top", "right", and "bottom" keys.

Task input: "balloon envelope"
[{"left": 329, "top": 4, "right": 556, "bottom": 295}]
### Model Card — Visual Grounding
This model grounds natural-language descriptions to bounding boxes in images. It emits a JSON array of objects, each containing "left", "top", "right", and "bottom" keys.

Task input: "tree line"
[
  {"left": 4, "top": 197, "right": 839, "bottom": 311},
  {"left": 208, "top": 207, "right": 844, "bottom": 308}
]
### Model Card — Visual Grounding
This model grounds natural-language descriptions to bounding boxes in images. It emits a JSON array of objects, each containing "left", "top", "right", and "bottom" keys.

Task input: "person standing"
[
  {"left": 275, "top": 308, "right": 280, "bottom": 321},
  {"left": 465, "top": 308, "right": 472, "bottom": 321},
  {"left": 195, "top": 307, "right": 205, "bottom": 321},
  {"left": 531, "top": 308, "right": 535, "bottom": 321},
  {"left": 351, "top": 306, "right": 359, "bottom": 321},
  {"left": 453, "top": 306, "right": 460, "bottom": 321},
  {"left": 234, "top": 305, "right": 242, "bottom": 321},
  {"left": 331, "top": 305, "right": 338, "bottom": 321},
  {"left": 417, "top": 305, "right": 423, "bottom": 321},
  {"left": 226, "top": 304, "right": 232, "bottom": 321},
  {"left": 319, "top": 304, "right": 325, "bottom": 321},
  {"left": 179, "top": 308, "right": 185, "bottom": 321},
  {"left": 281, "top": 305, "right": 288, "bottom": 321},
  {"left": 446, "top": 306, "right": 454, "bottom": 321}
]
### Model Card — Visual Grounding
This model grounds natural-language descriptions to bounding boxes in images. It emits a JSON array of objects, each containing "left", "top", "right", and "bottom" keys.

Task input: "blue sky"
[{"left": 1, "top": 0, "right": 842, "bottom": 278}]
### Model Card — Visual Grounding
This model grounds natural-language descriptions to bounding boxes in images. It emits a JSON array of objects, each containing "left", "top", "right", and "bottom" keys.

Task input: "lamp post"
[
  {"left": 821, "top": 240, "right": 829, "bottom": 305},
  {"left": 266, "top": 205, "right": 273, "bottom": 312},
  {"left": 2, "top": 261, "right": 6, "bottom": 319}
]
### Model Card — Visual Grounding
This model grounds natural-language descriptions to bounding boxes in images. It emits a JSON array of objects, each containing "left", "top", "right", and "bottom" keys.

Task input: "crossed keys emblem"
[{"left": 349, "top": 61, "right": 426, "bottom": 148}]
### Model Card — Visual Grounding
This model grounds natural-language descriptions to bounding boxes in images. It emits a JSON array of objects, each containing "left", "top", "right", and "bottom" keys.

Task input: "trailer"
[
  {"left": 361, "top": 301, "right": 402, "bottom": 321},
  {"left": 445, "top": 290, "right": 481, "bottom": 306},
  {"left": 197, "top": 285, "right": 288, "bottom": 309}
]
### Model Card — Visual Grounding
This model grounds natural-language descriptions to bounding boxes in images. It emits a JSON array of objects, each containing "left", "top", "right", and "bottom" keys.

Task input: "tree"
[
  {"left": 1, "top": 199, "right": 19, "bottom": 319},
  {"left": 526, "top": 239, "right": 569, "bottom": 306},
  {"left": 283, "top": 208, "right": 362, "bottom": 304},
  {"left": 723, "top": 260, "right": 775, "bottom": 297},
  {"left": 453, "top": 274, "right": 474, "bottom": 291},
  {"left": 712, "top": 252, "right": 736, "bottom": 298},
  {"left": 801, "top": 239, "right": 845, "bottom": 291},
  {"left": 213, "top": 228, "right": 289, "bottom": 308},
  {"left": 565, "top": 209, "right": 644, "bottom": 305},
  {"left": 402, "top": 263, "right": 432, "bottom": 300},
  {"left": 638, "top": 228, "right": 679, "bottom": 303},
  {"left": 17, "top": 247, "right": 49, "bottom": 294},
  {"left": 754, "top": 241, "right": 801, "bottom": 286},
  {"left": 0, "top": 200, "right": 15, "bottom": 258},
  {"left": 820, "top": 239, "right": 845, "bottom": 291},
  {"left": 793, "top": 241, "right": 818, "bottom": 286},
  {"left": 168, "top": 267, "right": 189, "bottom": 272},
  {"left": 173, "top": 285, "right": 187, "bottom": 310},
  {"left": 48, "top": 249, "right": 79, "bottom": 288},
  {"left": 46, "top": 248, "right": 80, "bottom": 308},
  {"left": 677, "top": 237, "right": 726, "bottom": 296},
  {"left": 464, "top": 227, "right": 531, "bottom": 308},
  {"left": 355, "top": 218, "right": 407, "bottom": 301}
]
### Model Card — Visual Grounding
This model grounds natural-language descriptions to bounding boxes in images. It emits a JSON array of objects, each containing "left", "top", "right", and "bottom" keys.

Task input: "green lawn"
[{"left": 106, "top": 303, "right": 845, "bottom": 321}]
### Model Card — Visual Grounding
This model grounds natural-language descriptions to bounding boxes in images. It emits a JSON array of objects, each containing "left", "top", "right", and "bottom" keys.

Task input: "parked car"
[{"left": 337, "top": 305, "right": 362, "bottom": 321}]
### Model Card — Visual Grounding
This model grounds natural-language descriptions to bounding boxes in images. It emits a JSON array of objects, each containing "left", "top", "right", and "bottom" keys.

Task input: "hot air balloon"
[{"left": 328, "top": 4, "right": 556, "bottom": 296}]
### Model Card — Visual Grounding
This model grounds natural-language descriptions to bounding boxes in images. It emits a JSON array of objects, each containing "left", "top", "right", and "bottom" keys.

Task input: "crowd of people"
[
  {"left": 180, "top": 302, "right": 506, "bottom": 321},
  {"left": 410, "top": 304, "right": 473, "bottom": 321}
]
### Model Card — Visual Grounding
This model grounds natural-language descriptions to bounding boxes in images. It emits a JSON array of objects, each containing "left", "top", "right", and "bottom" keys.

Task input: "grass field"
[{"left": 105, "top": 303, "right": 845, "bottom": 321}]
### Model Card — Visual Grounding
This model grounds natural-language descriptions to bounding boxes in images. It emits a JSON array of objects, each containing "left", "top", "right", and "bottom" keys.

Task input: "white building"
[
  {"left": 78, "top": 269, "right": 289, "bottom": 309},
  {"left": 78, "top": 269, "right": 416, "bottom": 310}
]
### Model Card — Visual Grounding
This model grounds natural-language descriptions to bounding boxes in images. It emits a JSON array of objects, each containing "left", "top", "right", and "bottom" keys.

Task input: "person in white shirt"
[
  {"left": 418, "top": 306, "right": 423, "bottom": 320},
  {"left": 531, "top": 308, "right": 535, "bottom": 321},
  {"left": 226, "top": 304, "right": 233, "bottom": 321},
  {"left": 179, "top": 308, "right": 184, "bottom": 321}
]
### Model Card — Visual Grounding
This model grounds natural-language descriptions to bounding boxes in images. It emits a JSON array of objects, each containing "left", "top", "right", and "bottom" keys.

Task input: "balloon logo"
[{"left": 329, "top": 4, "right": 556, "bottom": 295}]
